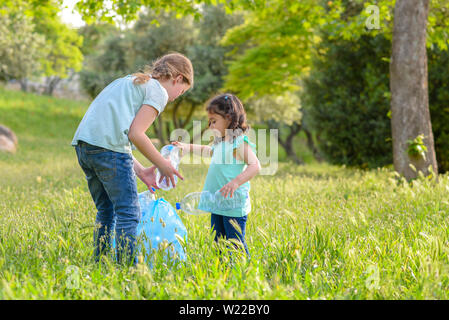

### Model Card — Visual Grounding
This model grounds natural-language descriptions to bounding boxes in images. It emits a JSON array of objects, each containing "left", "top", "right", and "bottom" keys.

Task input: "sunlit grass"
[{"left": 1, "top": 87, "right": 449, "bottom": 299}]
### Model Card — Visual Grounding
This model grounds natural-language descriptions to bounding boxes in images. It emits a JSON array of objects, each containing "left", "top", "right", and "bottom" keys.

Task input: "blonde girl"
[{"left": 72, "top": 52, "right": 193, "bottom": 265}]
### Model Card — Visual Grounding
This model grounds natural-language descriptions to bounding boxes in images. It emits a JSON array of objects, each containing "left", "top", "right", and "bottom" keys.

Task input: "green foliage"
[
  {"left": 31, "top": 2, "right": 83, "bottom": 78},
  {"left": 322, "top": 0, "right": 449, "bottom": 50},
  {"left": 79, "top": 5, "right": 240, "bottom": 109},
  {"left": 0, "top": 0, "right": 83, "bottom": 83},
  {"left": 303, "top": 34, "right": 392, "bottom": 168},
  {"left": 74, "top": 0, "right": 449, "bottom": 95},
  {"left": 78, "top": 23, "right": 117, "bottom": 56},
  {"left": 0, "top": 12, "right": 45, "bottom": 81},
  {"left": 246, "top": 93, "right": 302, "bottom": 126},
  {"left": 78, "top": 69, "right": 125, "bottom": 100},
  {"left": 78, "top": 5, "right": 242, "bottom": 145},
  {"left": 222, "top": 0, "right": 325, "bottom": 100},
  {"left": 76, "top": 0, "right": 202, "bottom": 24},
  {"left": 78, "top": 24, "right": 131, "bottom": 98},
  {"left": 427, "top": 0, "right": 449, "bottom": 50},
  {"left": 407, "top": 134, "right": 428, "bottom": 161},
  {"left": 129, "top": 11, "right": 195, "bottom": 70},
  {"left": 428, "top": 47, "right": 449, "bottom": 173},
  {"left": 78, "top": 10, "right": 194, "bottom": 99},
  {"left": 303, "top": 29, "right": 449, "bottom": 172},
  {"left": 220, "top": 0, "right": 449, "bottom": 102},
  {"left": 185, "top": 5, "right": 243, "bottom": 105}
]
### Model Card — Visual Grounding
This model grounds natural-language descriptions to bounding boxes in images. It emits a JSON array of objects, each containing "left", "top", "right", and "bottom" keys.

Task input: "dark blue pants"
[
  {"left": 211, "top": 213, "right": 249, "bottom": 256},
  {"left": 75, "top": 141, "right": 140, "bottom": 266}
]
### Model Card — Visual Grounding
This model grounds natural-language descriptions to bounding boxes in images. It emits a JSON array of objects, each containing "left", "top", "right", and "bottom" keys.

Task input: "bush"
[
  {"left": 303, "top": 34, "right": 392, "bottom": 168},
  {"left": 303, "top": 33, "right": 449, "bottom": 173},
  {"left": 428, "top": 48, "right": 449, "bottom": 173}
]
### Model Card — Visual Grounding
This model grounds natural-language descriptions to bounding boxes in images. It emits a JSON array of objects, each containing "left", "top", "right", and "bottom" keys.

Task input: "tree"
[
  {"left": 79, "top": 5, "right": 241, "bottom": 145},
  {"left": 0, "top": 0, "right": 83, "bottom": 94},
  {"left": 221, "top": 0, "right": 324, "bottom": 100},
  {"left": 78, "top": 23, "right": 118, "bottom": 57},
  {"left": 428, "top": 47, "right": 449, "bottom": 174},
  {"left": 223, "top": 0, "right": 448, "bottom": 174},
  {"left": 74, "top": 0, "right": 449, "bottom": 176},
  {"left": 129, "top": 9, "right": 194, "bottom": 144},
  {"left": 303, "top": 34, "right": 392, "bottom": 168},
  {"left": 75, "top": 0, "right": 202, "bottom": 24},
  {"left": 390, "top": 0, "right": 438, "bottom": 180},
  {"left": 302, "top": 24, "right": 449, "bottom": 172},
  {"left": 0, "top": 11, "right": 45, "bottom": 90},
  {"left": 219, "top": 0, "right": 324, "bottom": 162},
  {"left": 78, "top": 9, "right": 195, "bottom": 144},
  {"left": 247, "top": 93, "right": 304, "bottom": 163},
  {"left": 179, "top": 5, "right": 243, "bottom": 127},
  {"left": 31, "top": 0, "right": 83, "bottom": 95}
]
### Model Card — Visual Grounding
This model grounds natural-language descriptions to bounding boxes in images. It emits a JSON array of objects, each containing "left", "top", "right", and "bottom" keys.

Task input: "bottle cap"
[{"left": 175, "top": 202, "right": 181, "bottom": 210}]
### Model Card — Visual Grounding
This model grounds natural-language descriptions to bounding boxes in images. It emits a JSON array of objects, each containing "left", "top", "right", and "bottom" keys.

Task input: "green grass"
[{"left": 1, "top": 86, "right": 449, "bottom": 299}]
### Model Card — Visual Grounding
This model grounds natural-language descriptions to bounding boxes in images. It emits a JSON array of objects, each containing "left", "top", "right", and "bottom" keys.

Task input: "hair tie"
[{"left": 224, "top": 95, "right": 228, "bottom": 100}]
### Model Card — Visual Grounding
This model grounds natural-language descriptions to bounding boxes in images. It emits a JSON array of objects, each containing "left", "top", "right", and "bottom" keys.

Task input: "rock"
[{"left": 0, "top": 125, "right": 18, "bottom": 153}]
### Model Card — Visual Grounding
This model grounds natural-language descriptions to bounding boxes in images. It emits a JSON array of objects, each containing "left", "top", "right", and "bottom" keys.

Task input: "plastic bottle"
[
  {"left": 175, "top": 190, "right": 248, "bottom": 215},
  {"left": 155, "top": 145, "right": 181, "bottom": 190},
  {"left": 138, "top": 189, "right": 156, "bottom": 209}
]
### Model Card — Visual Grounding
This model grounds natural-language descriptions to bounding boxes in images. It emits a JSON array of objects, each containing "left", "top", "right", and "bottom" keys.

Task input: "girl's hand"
[
  {"left": 171, "top": 141, "right": 188, "bottom": 157},
  {"left": 157, "top": 158, "right": 184, "bottom": 188},
  {"left": 219, "top": 180, "right": 239, "bottom": 198},
  {"left": 137, "top": 165, "right": 159, "bottom": 193}
]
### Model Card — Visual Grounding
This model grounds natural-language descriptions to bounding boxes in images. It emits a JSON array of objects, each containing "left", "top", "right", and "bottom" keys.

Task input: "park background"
[{"left": 1, "top": 0, "right": 449, "bottom": 299}]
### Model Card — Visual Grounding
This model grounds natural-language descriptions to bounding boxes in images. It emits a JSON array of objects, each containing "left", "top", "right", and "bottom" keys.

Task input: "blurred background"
[{"left": 1, "top": 0, "right": 449, "bottom": 172}]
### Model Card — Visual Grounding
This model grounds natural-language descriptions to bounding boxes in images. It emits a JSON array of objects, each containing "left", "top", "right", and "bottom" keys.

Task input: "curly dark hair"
[{"left": 206, "top": 94, "right": 249, "bottom": 135}]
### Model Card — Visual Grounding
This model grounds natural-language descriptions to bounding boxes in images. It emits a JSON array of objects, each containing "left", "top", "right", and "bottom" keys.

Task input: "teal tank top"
[{"left": 201, "top": 135, "right": 256, "bottom": 217}]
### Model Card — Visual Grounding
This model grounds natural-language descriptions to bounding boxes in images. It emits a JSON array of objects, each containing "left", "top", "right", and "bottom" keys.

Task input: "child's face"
[
  {"left": 208, "top": 112, "right": 231, "bottom": 137},
  {"left": 165, "top": 75, "right": 190, "bottom": 102}
]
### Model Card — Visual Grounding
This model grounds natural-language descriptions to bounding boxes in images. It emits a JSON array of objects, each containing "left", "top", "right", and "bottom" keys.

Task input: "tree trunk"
[
  {"left": 268, "top": 120, "right": 304, "bottom": 164},
  {"left": 44, "top": 76, "right": 61, "bottom": 96},
  {"left": 19, "top": 79, "right": 28, "bottom": 92},
  {"left": 280, "top": 123, "right": 304, "bottom": 164},
  {"left": 304, "top": 128, "right": 323, "bottom": 162},
  {"left": 390, "top": 0, "right": 438, "bottom": 180},
  {"left": 172, "top": 100, "right": 182, "bottom": 128},
  {"left": 165, "top": 119, "right": 173, "bottom": 142},
  {"left": 153, "top": 114, "right": 167, "bottom": 145},
  {"left": 301, "top": 108, "right": 323, "bottom": 162},
  {"left": 180, "top": 103, "right": 197, "bottom": 129}
]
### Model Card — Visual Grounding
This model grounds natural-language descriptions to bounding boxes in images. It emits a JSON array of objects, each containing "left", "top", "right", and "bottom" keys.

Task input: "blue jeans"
[
  {"left": 211, "top": 213, "right": 249, "bottom": 256},
  {"left": 75, "top": 141, "right": 140, "bottom": 265}
]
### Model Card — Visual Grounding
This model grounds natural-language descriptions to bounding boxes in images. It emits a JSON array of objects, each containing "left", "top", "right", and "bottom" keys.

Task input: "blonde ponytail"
[{"left": 132, "top": 52, "right": 194, "bottom": 87}]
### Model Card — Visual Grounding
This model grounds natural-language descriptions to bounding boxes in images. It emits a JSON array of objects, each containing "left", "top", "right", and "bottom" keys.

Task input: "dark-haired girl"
[{"left": 173, "top": 94, "right": 261, "bottom": 256}]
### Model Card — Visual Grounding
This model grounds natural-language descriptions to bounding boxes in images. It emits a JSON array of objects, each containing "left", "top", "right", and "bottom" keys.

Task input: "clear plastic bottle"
[
  {"left": 155, "top": 145, "right": 181, "bottom": 191},
  {"left": 175, "top": 190, "right": 248, "bottom": 215},
  {"left": 138, "top": 190, "right": 156, "bottom": 208}
]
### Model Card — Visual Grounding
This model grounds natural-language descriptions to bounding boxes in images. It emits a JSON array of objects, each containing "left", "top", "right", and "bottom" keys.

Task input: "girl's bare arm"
[
  {"left": 128, "top": 105, "right": 183, "bottom": 187},
  {"left": 233, "top": 143, "right": 261, "bottom": 186},
  {"left": 220, "top": 143, "right": 261, "bottom": 198},
  {"left": 172, "top": 141, "right": 213, "bottom": 158}
]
